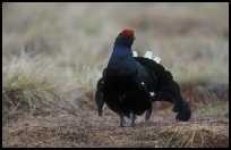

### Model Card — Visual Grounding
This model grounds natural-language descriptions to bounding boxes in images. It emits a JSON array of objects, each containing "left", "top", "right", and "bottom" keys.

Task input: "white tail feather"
[
  {"left": 153, "top": 57, "right": 161, "bottom": 64},
  {"left": 144, "top": 51, "right": 153, "bottom": 59},
  {"left": 132, "top": 51, "right": 138, "bottom": 57}
]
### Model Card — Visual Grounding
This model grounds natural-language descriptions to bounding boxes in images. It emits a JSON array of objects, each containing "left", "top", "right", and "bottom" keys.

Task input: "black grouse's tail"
[{"left": 134, "top": 57, "right": 191, "bottom": 121}]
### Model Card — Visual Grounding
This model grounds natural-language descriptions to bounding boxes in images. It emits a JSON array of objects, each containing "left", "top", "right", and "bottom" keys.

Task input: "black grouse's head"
[{"left": 115, "top": 29, "right": 135, "bottom": 47}]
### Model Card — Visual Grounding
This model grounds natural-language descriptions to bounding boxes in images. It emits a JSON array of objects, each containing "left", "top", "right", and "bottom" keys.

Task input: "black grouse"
[{"left": 95, "top": 29, "right": 191, "bottom": 127}]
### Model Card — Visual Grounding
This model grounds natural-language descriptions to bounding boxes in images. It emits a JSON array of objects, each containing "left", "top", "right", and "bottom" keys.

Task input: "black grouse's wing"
[
  {"left": 95, "top": 77, "right": 105, "bottom": 116},
  {"left": 135, "top": 57, "right": 173, "bottom": 88}
]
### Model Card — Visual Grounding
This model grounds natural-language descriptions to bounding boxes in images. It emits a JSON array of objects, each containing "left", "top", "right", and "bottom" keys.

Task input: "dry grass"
[
  {"left": 2, "top": 2, "right": 229, "bottom": 148},
  {"left": 3, "top": 110, "right": 228, "bottom": 148},
  {"left": 158, "top": 124, "right": 228, "bottom": 148}
]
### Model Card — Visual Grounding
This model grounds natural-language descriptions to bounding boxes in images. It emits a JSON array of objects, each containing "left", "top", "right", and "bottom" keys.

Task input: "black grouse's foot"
[
  {"left": 98, "top": 109, "right": 103, "bottom": 117},
  {"left": 119, "top": 113, "right": 136, "bottom": 127}
]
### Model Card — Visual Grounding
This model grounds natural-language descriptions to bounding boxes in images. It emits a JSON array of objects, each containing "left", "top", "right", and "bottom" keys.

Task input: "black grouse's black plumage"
[{"left": 95, "top": 29, "right": 191, "bottom": 127}]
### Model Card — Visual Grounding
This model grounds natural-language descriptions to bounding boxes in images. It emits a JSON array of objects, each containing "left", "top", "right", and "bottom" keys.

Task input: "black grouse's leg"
[
  {"left": 119, "top": 113, "right": 126, "bottom": 127},
  {"left": 145, "top": 107, "right": 153, "bottom": 122},
  {"left": 129, "top": 111, "right": 136, "bottom": 127},
  {"left": 120, "top": 112, "right": 136, "bottom": 127},
  {"left": 98, "top": 108, "right": 103, "bottom": 117}
]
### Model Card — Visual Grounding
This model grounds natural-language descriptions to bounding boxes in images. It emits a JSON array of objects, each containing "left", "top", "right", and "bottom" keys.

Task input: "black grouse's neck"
[
  {"left": 106, "top": 33, "right": 135, "bottom": 76},
  {"left": 114, "top": 34, "right": 134, "bottom": 48},
  {"left": 109, "top": 39, "right": 133, "bottom": 65},
  {"left": 110, "top": 34, "right": 134, "bottom": 58}
]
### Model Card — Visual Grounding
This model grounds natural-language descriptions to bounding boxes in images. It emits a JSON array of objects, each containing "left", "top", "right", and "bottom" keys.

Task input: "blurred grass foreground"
[{"left": 2, "top": 3, "right": 229, "bottom": 148}]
